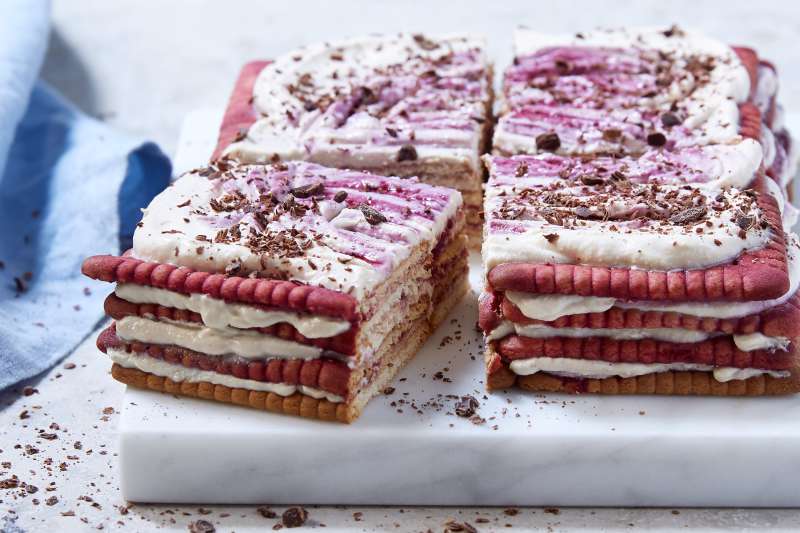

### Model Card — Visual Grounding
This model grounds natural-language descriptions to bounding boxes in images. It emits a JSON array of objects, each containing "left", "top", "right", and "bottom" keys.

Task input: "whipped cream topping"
[
  {"left": 496, "top": 26, "right": 753, "bottom": 156},
  {"left": 508, "top": 356, "right": 789, "bottom": 383},
  {"left": 225, "top": 34, "right": 490, "bottom": 172},
  {"left": 108, "top": 348, "right": 344, "bottom": 402},
  {"left": 483, "top": 155, "right": 771, "bottom": 271},
  {"left": 484, "top": 140, "right": 762, "bottom": 190},
  {"left": 132, "top": 161, "right": 461, "bottom": 300},
  {"left": 115, "top": 316, "right": 324, "bottom": 360},
  {"left": 115, "top": 283, "right": 350, "bottom": 338},
  {"left": 487, "top": 321, "right": 789, "bottom": 352},
  {"left": 503, "top": 233, "right": 800, "bottom": 321}
]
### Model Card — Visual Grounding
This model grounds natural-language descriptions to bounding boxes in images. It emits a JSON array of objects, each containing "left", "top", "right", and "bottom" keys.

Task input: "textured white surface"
[{"left": 2, "top": 1, "right": 800, "bottom": 530}]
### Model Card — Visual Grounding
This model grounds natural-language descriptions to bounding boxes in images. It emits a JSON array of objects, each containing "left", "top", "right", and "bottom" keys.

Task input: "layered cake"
[
  {"left": 212, "top": 34, "right": 493, "bottom": 245},
  {"left": 83, "top": 160, "right": 467, "bottom": 422},
  {"left": 481, "top": 26, "right": 800, "bottom": 396}
]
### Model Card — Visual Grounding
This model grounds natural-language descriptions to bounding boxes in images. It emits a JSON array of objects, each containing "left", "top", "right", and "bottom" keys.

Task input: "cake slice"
[
  {"left": 82, "top": 160, "right": 467, "bottom": 422},
  {"left": 480, "top": 152, "right": 800, "bottom": 396},
  {"left": 213, "top": 34, "right": 493, "bottom": 246},
  {"left": 495, "top": 27, "right": 759, "bottom": 157}
]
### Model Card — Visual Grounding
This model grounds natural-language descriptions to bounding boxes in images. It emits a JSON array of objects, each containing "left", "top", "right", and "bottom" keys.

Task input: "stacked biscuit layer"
[
  {"left": 482, "top": 27, "right": 800, "bottom": 395},
  {"left": 214, "top": 34, "right": 493, "bottom": 245},
  {"left": 83, "top": 161, "right": 467, "bottom": 422}
]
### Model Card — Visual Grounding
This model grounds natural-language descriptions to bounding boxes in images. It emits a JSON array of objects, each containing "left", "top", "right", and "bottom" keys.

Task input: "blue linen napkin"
[{"left": 0, "top": 1, "right": 172, "bottom": 390}]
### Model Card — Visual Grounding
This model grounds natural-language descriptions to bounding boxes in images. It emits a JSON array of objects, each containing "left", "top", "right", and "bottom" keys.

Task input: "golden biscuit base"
[
  {"left": 485, "top": 352, "right": 800, "bottom": 396},
  {"left": 111, "top": 364, "right": 355, "bottom": 423}
]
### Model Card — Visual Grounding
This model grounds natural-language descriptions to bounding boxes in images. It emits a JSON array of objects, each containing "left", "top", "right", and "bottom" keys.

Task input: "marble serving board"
[{"left": 117, "top": 109, "right": 800, "bottom": 506}]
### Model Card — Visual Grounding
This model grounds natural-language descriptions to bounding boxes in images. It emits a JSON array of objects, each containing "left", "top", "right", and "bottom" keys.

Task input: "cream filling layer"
[
  {"left": 503, "top": 234, "right": 800, "bottom": 322},
  {"left": 107, "top": 348, "right": 344, "bottom": 402},
  {"left": 508, "top": 357, "right": 789, "bottom": 383},
  {"left": 487, "top": 321, "right": 789, "bottom": 352},
  {"left": 115, "top": 284, "right": 350, "bottom": 339},
  {"left": 115, "top": 316, "right": 323, "bottom": 360}
]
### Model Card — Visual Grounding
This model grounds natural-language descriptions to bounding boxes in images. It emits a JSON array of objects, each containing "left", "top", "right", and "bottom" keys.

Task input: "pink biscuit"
[
  {"left": 211, "top": 60, "right": 271, "bottom": 162},
  {"left": 104, "top": 294, "right": 358, "bottom": 355},
  {"left": 481, "top": 290, "right": 800, "bottom": 340},
  {"left": 82, "top": 255, "right": 359, "bottom": 321},
  {"left": 97, "top": 324, "right": 351, "bottom": 397},
  {"left": 494, "top": 335, "right": 795, "bottom": 371}
]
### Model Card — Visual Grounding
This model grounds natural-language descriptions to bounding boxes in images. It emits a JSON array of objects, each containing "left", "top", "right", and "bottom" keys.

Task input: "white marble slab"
[{"left": 118, "top": 109, "right": 800, "bottom": 506}]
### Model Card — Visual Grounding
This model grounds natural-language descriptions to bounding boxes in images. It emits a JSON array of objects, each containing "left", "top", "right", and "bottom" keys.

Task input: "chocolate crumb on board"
[
  {"left": 455, "top": 395, "right": 479, "bottom": 418},
  {"left": 444, "top": 519, "right": 478, "bottom": 533},
  {"left": 281, "top": 507, "right": 308, "bottom": 528},
  {"left": 257, "top": 506, "right": 278, "bottom": 519},
  {"left": 0, "top": 477, "right": 20, "bottom": 489},
  {"left": 188, "top": 519, "right": 215, "bottom": 533}
]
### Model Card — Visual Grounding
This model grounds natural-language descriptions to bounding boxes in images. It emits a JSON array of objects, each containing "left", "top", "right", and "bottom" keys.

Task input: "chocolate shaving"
[
  {"left": 669, "top": 206, "right": 707, "bottom": 225},
  {"left": 333, "top": 190, "right": 348, "bottom": 203},
  {"left": 290, "top": 182, "right": 324, "bottom": 198},
  {"left": 188, "top": 520, "right": 215, "bottom": 533},
  {"left": 647, "top": 132, "right": 667, "bottom": 147},
  {"left": 500, "top": 203, "right": 525, "bottom": 220},
  {"left": 536, "top": 132, "right": 561, "bottom": 152},
  {"left": 554, "top": 59, "right": 570, "bottom": 74},
  {"left": 661, "top": 112, "right": 681, "bottom": 128},
  {"left": 412, "top": 34, "right": 439, "bottom": 50},
  {"left": 574, "top": 206, "right": 600, "bottom": 219},
  {"left": 544, "top": 233, "right": 559, "bottom": 243},
  {"left": 602, "top": 129, "right": 622, "bottom": 142},
  {"left": 396, "top": 144, "right": 418, "bottom": 162},
  {"left": 736, "top": 214, "right": 756, "bottom": 231},
  {"left": 580, "top": 175, "right": 604, "bottom": 186},
  {"left": 257, "top": 507, "right": 278, "bottom": 519},
  {"left": 281, "top": 507, "right": 308, "bottom": 528},
  {"left": 455, "top": 395, "right": 479, "bottom": 418},
  {"left": 515, "top": 163, "right": 528, "bottom": 177},
  {"left": 359, "top": 204, "right": 387, "bottom": 225},
  {"left": 444, "top": 520, "right": 478, "bottom": 533}
]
